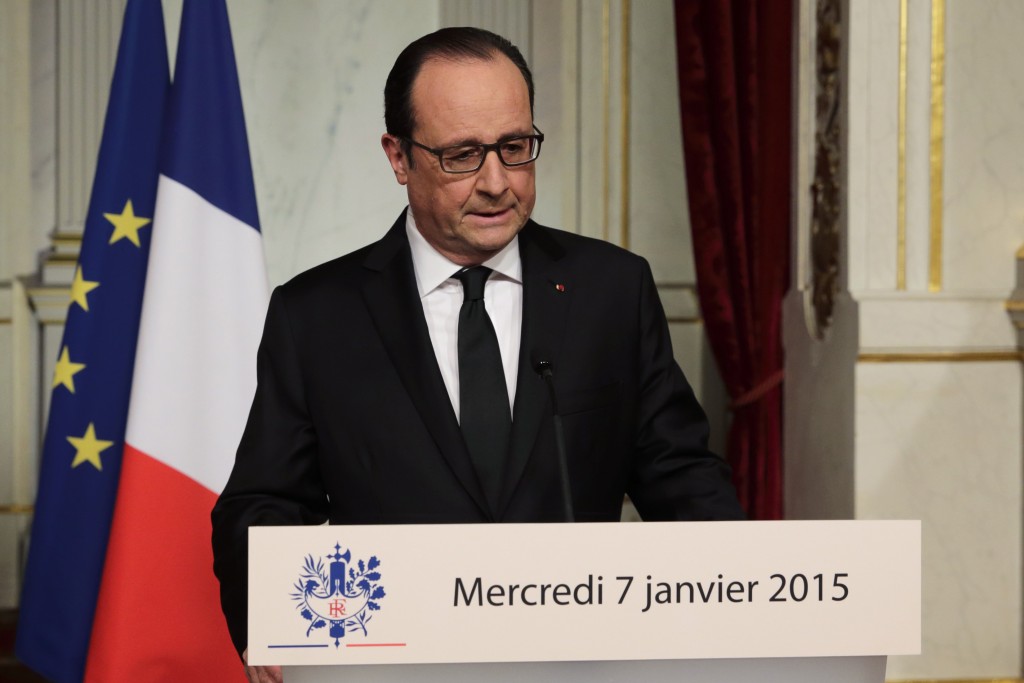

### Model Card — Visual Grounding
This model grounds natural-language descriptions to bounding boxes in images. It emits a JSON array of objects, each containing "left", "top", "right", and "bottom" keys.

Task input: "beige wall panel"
[
  {"left": 942, "top": 0, "right": 1024, "bottom": 293},
  {"left": 856, "top": 361, "right": 1022, "bottom": 679},
  {"left": 629, "top": 0, "right": 694, "bottom": 285},
  {"left": 219, "top": 0, "right": 437, "bottom": 288}
]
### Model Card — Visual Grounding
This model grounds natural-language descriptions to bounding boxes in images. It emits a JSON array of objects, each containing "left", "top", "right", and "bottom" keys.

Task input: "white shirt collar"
[{"left": 405, "top": 208, "right": 523, "bottom": 298}]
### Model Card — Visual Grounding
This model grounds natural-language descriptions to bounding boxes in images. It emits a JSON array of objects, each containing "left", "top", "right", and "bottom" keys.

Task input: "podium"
[
  {"left": 284, "top": 656, "right": 887, "bottom": 682},
  {"left": 248, "top": 521, "right": 919, "bottom": 682}
]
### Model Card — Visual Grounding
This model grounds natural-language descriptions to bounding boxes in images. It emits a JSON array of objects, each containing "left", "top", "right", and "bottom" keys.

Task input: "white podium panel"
[
  {"left": 285, "top": 655, "right": 887, "bottom": 683},
  {"left": 248, "top": 520, "right": 919, "bottom": 670}
]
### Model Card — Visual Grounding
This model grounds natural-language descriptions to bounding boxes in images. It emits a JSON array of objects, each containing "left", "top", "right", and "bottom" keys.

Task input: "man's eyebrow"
[{"left": 439, "top": 130, "right": 534, "bottom": 148}]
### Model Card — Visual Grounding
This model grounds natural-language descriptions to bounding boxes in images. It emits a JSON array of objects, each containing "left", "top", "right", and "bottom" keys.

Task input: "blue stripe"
[
  {"left": 268, "top": 644, "right": 332, "bottom": 649},
  {"left": 160, "top": 0, "right": 260, "bottom": 231},
  {"left": 15, "top": 2, "right": 169, "bottom": 681}
]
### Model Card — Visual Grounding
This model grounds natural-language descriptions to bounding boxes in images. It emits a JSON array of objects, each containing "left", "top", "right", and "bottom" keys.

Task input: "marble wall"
[
  {"left": 786, "top": 0, "right": 1024, "bottom": 679},
  {"left": 855, "top": 361, "right": 1022, "bottom": 678},
  {"left": 943, "top": 1, "right": 1024, "bottom": 294},
  {"left": 210, "top": 0, "right": 436, "bottom": 288}
]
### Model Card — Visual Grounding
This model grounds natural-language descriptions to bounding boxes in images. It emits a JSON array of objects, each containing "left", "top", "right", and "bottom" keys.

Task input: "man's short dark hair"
[{"left": 384, "top": 27, "right": 535, "bottom": 154}]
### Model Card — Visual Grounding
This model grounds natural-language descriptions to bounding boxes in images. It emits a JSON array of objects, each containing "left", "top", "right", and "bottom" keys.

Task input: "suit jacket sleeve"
[
  {"left": 625, "top": 259, "right": 745, "bottom": 521},
  {"left": 211, "top": 286, "right": 330, "bottom": 657}
]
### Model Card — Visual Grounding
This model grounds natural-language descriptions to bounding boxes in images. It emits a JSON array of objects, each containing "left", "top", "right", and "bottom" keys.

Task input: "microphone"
[{"left": 531, "top": 351, "right": 575, "bottom": 523}]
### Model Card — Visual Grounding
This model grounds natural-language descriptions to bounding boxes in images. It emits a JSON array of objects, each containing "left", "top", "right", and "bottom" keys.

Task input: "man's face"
[{"left": 382, "top": 55, "right": 536, "bottom": 266}]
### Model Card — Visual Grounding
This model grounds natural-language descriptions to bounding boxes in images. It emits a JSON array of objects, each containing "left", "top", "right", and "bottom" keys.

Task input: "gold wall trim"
[
  {"left": 0, "top": 504, "right": 34, "bottom": 514},
  {"left": 619, "top": 0, "right": 631, "bottom": 250},
  {"left": 0, "top": 318, "right": 12, "bottom": 325},
  {"left": 601, "top": 0, "right": 611, "bottom": 243},
  {"left": 27, "top": 286, "right": 71, "bottom": 297},
  {"left": 1016, "top": 243, "right": 1024, "bottom": 258},
  {"left": 897, "top": 0, "right": 908, "bottom": 290},
  {"left": 928, "top": 0, "right": 946, "bottom": 292},
  {"left": 666, "top": 316, "right": 702, "bottom": 325},
  {"left": 889, "top": 679, "right": 1023, "bottom": 683},
  {"left": 859, "top": 351, "right": 1022, "bottom": 363},
  {"left": 1006, "top": 300, "right": 1024, "bottom": 312}
]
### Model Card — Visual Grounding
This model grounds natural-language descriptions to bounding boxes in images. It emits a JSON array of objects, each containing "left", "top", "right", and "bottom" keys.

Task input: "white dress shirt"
[{"left": 405, "top": 210, "right": 522, "bottom": 422}]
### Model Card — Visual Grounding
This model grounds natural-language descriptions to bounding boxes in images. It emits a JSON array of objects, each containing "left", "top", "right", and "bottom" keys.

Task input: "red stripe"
[
  {"left": 85, "top": 445, "right": 244, "bottom": 682},
  {"left": 345, "top": 643, "right": 408, "bottom": 648}
]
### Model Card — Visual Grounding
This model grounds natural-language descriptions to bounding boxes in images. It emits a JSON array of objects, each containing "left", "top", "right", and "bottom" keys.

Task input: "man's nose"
[{"left": 474, "top": 148, "right": 511, "bottom": 195}]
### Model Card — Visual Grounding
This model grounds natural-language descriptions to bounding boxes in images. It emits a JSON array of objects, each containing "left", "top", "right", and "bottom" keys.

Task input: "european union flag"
[{"left": 15, "top": 1, "right": 170, "bottom": 681}]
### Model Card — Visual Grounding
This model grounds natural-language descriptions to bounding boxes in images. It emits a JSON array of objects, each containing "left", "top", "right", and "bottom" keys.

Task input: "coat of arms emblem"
[{"left": 291, "top": 543, "right": 386, "bottom": 647}]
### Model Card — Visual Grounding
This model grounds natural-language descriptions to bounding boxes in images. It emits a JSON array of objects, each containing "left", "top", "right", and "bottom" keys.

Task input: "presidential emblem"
[{"left": 291, "top": 543, "right": 386, "bottom": 647}]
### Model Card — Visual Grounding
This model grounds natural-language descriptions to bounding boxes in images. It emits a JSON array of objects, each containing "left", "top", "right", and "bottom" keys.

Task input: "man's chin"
[{"left": 441, "top": 227, "right": 518, "bottom": 266}]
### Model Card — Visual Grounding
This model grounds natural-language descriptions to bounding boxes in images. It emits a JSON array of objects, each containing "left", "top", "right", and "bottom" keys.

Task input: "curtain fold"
[{"left": 674, "top": 0, "right": 792, "bottom": 519}]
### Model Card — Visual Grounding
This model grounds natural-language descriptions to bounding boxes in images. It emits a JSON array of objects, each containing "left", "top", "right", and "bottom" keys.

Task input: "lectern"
[{"left": 247, "top": 521, "right": 919, "bottom": 682}]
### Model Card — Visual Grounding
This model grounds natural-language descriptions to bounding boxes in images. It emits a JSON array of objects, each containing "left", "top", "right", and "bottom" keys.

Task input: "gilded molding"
[
  {"left": 888, "top": 679, "right": 1023, "bottom": 683},
  {"left": 601, "top": 0, "right": 611, "bottom": 243},
  {"left": 897, "top": 0, "right": 908, "bottom": 290},
  {"left": 859, "top": 351, "right": 1022, "bottom": 363},
  {"left": 928, "top": 0, "right": 946, "bottom": 291},
  {"left": 27, "top": 287, "right": 71, "bottom": 298},
  {"left": 1008, "top": 250, "right": 1024, "bottom": 345},
  {"left": 0, "top": 504, "right": 34, "bottom": 514},
  {"left": 619, "top": 0, "right": 631, "bottom": 250},
  {"left": 809, "top": 0, "right": 841, "bottom": 338}
]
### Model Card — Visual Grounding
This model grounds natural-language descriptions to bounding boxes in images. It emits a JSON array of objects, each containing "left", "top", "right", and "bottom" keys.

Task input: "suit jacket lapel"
[
  {"left": 361, "top": 213, "right": 492, "bottom": 519},
  {"left": 499, "top": 222, "right": 570, "bottom": 517}
]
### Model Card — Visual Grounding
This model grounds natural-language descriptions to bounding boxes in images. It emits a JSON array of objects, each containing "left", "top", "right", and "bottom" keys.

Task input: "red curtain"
[{"left": 673, "top": 0, "right": 792, "bottom": 519}]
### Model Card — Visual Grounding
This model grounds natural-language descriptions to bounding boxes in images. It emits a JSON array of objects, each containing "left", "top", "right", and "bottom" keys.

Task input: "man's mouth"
[{"left": 470, "top": 207, "right": 512, "bottom": 219}]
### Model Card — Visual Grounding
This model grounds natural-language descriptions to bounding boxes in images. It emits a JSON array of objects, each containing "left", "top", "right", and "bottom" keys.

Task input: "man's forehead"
[
  {"left": 412, "top": 53, "right": 524, "bottom": 93},
  {"left": 409, "top": 55, "right": 532, "bottom": 140}
]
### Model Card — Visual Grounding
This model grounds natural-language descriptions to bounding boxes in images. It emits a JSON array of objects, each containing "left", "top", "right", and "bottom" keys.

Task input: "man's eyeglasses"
[{"left": 404, "top": 125, "right": 544, "bottom": 174}]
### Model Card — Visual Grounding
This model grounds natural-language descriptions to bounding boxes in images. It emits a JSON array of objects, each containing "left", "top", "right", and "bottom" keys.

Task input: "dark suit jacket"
[{"left": 211, "top": 212, "right": 743, "bottom": 655}]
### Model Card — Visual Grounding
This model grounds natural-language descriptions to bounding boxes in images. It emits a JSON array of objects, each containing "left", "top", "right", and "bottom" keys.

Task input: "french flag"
[{"left": 85, "top": 1, "right": 266, "bottom": 680}]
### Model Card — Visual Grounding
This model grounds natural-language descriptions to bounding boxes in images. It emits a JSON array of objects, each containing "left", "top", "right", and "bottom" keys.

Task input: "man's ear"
[{"left": 381, "top": 134, "right": 409, "bottom": 185}]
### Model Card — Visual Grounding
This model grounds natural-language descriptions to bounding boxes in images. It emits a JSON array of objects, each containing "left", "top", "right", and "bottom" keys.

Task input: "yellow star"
[
  {"left": 52, "top": 346, "right": 86, "bottom": 393},
  {"left": 69, "top": 266, "right": 100, "bottom": 312},
  {"left": 104, "top": 199, "right": 151, "bottom": 247},
  {"left": 68, "top": 423, "right": 115, "bottom": 471}
]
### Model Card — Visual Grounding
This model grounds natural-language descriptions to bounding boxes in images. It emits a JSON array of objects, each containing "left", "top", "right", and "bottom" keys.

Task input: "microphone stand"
[{"left": 534, "top": 360, "right": 575, "bottom": 523}]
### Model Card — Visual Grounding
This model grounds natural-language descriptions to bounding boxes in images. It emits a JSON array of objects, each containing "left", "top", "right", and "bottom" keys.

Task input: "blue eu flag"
[{"left": 15, "top": 1, "right": 170, "bottom": 681}]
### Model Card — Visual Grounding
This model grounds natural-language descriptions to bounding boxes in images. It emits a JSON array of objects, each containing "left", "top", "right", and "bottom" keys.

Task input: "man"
[{"left": 212, "top": 26, "right": 743, "bottom": 683}]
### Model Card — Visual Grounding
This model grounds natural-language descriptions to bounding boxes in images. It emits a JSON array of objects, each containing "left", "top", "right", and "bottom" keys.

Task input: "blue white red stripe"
[{"left": 85, "top": 0, "right": 266, "bottom": 679}]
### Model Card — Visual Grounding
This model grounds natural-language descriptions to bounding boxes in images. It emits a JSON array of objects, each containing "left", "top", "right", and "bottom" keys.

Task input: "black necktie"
[{"left": 455, "top": 266, "right": 511, "bottom": 509}]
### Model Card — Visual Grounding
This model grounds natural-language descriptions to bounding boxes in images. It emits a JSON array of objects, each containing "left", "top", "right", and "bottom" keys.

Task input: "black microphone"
[{"left": 532, "top": 351, "right": 575, "bottom": 523}]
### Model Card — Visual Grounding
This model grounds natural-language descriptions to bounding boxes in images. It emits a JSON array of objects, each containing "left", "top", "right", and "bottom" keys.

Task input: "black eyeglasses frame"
[{"left": 403, "top": 125, "right": 545, "bottom": 174}]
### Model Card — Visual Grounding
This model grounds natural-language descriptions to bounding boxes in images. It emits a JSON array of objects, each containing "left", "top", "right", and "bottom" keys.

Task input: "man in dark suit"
[{"left": 213, "top": 26, "right": 743, "bottom": 683}]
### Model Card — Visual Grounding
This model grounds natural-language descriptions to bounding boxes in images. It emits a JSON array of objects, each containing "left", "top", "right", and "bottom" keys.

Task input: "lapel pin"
[{"left": 555, "top": 283, "right": 566, "bottom": 292}]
